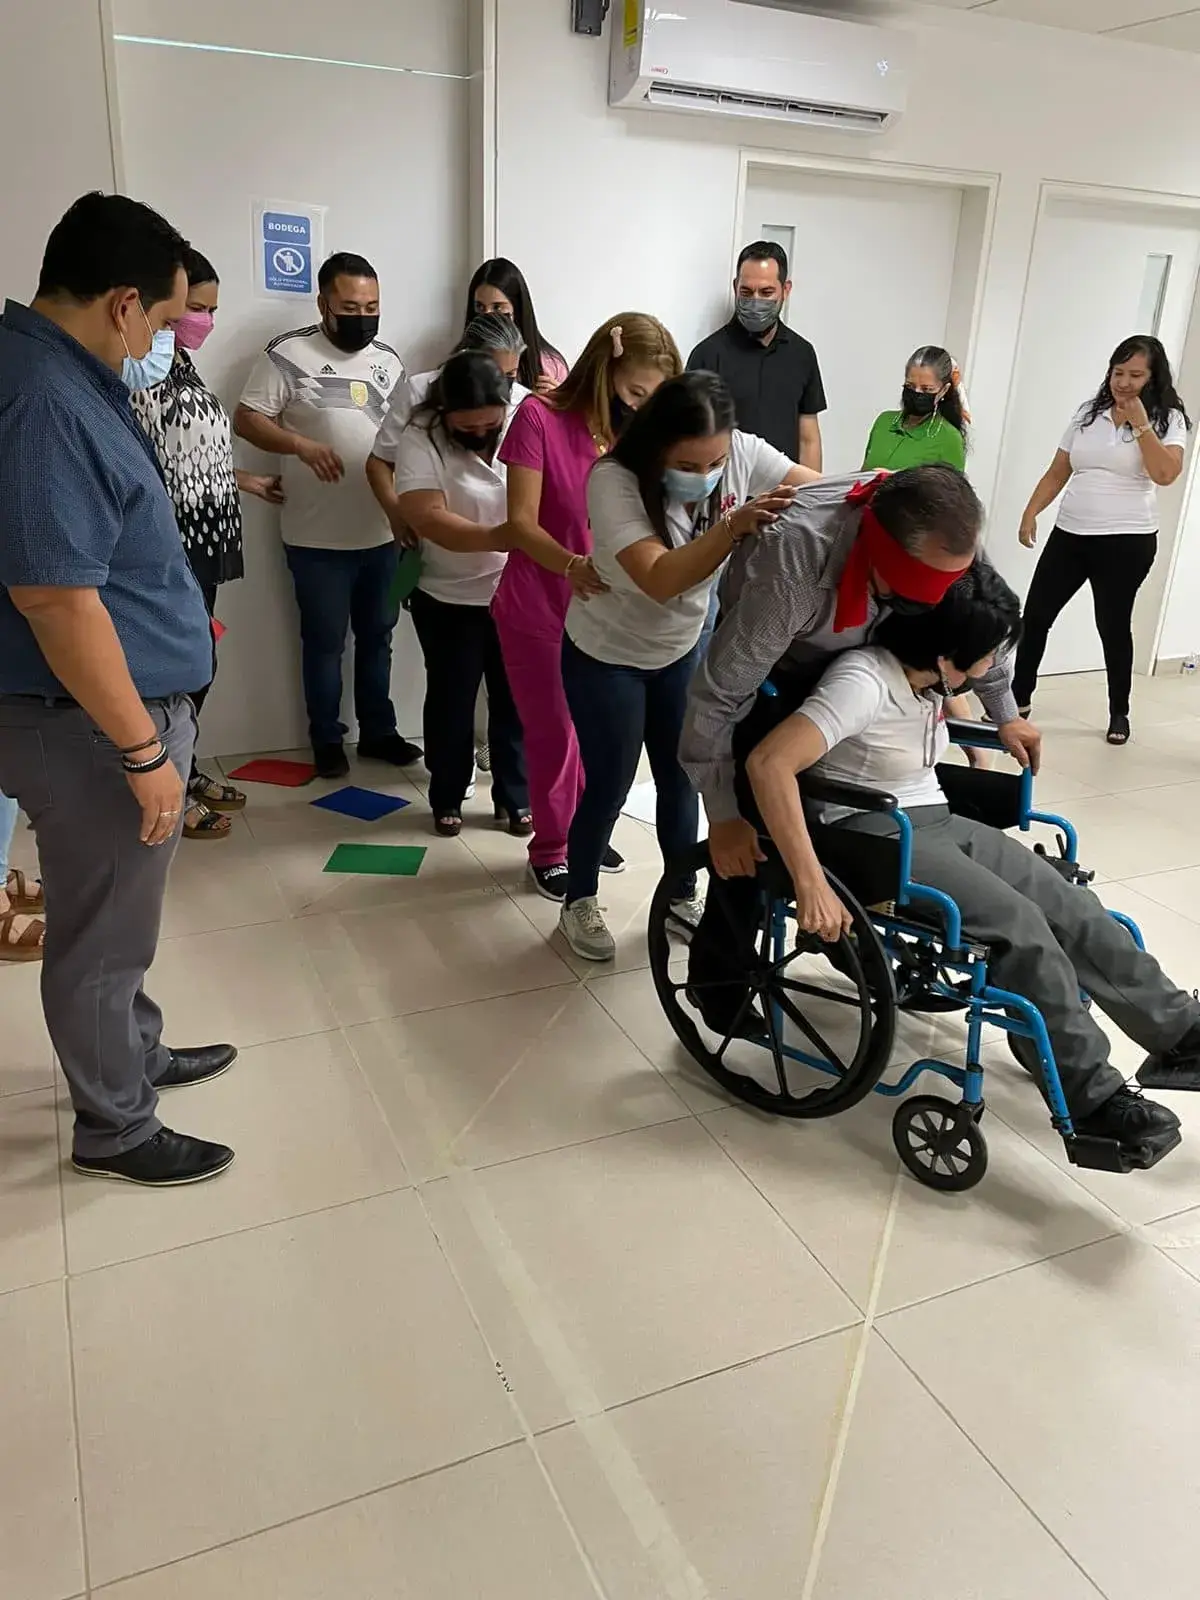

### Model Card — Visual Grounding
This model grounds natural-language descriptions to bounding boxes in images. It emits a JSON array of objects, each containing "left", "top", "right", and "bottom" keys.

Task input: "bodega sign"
[{"left": 252, "top": 200, "right": 326, "bottom": 299}]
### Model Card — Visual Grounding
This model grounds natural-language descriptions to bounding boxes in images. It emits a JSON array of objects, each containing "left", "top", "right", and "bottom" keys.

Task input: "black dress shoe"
[
  {"left": 357, "top": 734, "right": 423, "bottom": 767},
  {"left": 73, "top": 1128, "right": 235, "bottom": 1186},
  {"left": 1137, "top": 1025, "right": 1200, "bottom": 1092},
  {"left": 314, "top": 742, "right": 350, "bottom": 780},
  {"left": 155, "top": 1043, "right": 238, "bottom": 1091}
]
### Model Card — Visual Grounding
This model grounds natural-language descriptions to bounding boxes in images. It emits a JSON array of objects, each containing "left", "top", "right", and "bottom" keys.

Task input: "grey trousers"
[
  {"left": 838, "top": 806, "right": 1200, "bottom": 1117},
  {"left": 0, "top": 694, "right": 196, "bottom": 1157}
]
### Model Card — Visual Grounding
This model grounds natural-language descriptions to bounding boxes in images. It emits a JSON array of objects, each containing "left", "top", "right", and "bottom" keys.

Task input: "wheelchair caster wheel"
[{"left": 893, "top": 1095, "right": 988, "bottom": 1192}]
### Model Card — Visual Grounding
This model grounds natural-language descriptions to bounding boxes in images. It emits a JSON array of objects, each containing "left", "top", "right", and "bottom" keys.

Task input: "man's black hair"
[
  {"left": 873, "top": 562, "right": 1022, "bottom": 673},
  {"left": 736, "top": 239, "right": 789, "bottom": 284},
  {"left": 872, "top": 462, "right": 983, "bottom": 559},
  {"left": 317, "top": 252, "right": 378, "bottom": 293},
  {"left": 36, "top": 192, "right": 188, "bottom": 309}
]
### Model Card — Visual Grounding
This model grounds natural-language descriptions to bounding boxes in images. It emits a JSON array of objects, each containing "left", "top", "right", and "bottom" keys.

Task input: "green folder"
[{"left": 390, "top": 547, "right": 423, "bottom": 608}]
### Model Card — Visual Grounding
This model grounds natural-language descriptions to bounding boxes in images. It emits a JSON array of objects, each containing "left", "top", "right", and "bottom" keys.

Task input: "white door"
[
  {"left": 745, "top": 168, "right": 965, "bottom": 476},
  {"left": 988, "top": 195, "right": 1200, "bottom": 676}
]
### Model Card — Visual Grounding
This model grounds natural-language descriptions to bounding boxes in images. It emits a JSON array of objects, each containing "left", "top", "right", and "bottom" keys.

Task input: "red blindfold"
[{"left": 833, "top": 476, "right": 972, "bottom": 634}]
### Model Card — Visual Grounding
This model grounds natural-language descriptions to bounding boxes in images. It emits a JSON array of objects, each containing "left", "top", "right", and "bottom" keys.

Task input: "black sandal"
[
  {"left": 433, "top": 812, "right": 463, "bottom": 838},
  {"left": 182, "top": 799, "right": 233, "bottom": 840},
  {"left": 494, "top": 806, "right": 534, "bottom": 838},
  {"left": 1106, "top": 715, "right": 1131, "bottom": 746},
  {"left": 189, "top": 773, "right": 247, "bottom": 813}
]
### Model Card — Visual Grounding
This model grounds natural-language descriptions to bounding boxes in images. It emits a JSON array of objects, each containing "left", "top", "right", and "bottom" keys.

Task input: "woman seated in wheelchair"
[{"left": 744, "top": 562, "right": 1200, "bottom": 1164}]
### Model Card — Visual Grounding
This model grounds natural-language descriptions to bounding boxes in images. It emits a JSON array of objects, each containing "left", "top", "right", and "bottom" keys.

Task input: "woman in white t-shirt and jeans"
[
  {"left": 392, "top": 351, "right": 529, "bottom": 837},
  {"left": 558, "top": 371, "right": 817, "bottom": 961},
  {"left": 1013, "top": 335, "right": 1190, "bottom": 745}
]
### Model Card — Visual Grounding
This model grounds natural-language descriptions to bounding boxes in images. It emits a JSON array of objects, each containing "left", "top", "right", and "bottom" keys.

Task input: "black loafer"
[
  {"left": 357, "top": 735, "right": 423, "bottom": 767},
  {"left": 73, "top": 1127, "right": 235, "bottom": 1186},
  {"left": 154, "top": 1043, "right": 238, "bottom": 1091},
  {"left": 313, "top": 742, "right": 350, "bottom": 780}
]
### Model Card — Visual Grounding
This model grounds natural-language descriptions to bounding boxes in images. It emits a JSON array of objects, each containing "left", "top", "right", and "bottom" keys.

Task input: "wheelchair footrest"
[{"left": 1064, "top": 1128, "right": 1182, "bottom": 1174}]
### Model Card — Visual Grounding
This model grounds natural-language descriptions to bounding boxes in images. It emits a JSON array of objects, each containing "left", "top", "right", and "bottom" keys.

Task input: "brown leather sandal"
[
  {"left": 182, "top": 800, "right": 233, "bottom": 841},
  {"left": 0, "top": 910, "right": 45, "bottom": 963},
  {"left": 4, "top": 868, "right": 44, "bottom": 914}
]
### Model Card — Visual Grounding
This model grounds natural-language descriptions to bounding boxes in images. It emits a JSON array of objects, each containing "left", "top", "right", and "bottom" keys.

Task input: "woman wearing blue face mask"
[{"left": 557, "top": 370, "right": 817, "bottom": 961}]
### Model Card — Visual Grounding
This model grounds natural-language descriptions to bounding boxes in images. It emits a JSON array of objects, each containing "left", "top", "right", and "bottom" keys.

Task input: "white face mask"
[{"left": 120, "top": 302, "right": 175, "bottom": 391}]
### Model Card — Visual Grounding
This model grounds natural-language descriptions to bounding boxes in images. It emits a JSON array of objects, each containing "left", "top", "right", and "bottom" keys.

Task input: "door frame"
[
  {"left": 994, "top": 179, "right": 1200, "bottom": 675},
  {"left": 734, "top": 147, "right": 1001, "bottom": 413}
]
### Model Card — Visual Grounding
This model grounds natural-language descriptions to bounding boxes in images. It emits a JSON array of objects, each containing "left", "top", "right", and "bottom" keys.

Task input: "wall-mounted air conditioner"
[{"left": 610, "top": 0, "right": 911, "bottom": 134}]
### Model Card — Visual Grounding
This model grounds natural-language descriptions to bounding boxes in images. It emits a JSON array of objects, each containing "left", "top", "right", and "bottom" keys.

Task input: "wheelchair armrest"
[
  {"left": 946, "top": 718, "right": 1006, "bottom": 751},
  {"left": 800, "top": 774, "right": 899, "bottom": 814}
]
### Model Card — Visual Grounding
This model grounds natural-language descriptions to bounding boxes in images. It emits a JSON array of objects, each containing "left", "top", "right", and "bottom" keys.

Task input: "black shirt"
[{"left": 687, "top": 318, "right": 826, "bottom": 459}]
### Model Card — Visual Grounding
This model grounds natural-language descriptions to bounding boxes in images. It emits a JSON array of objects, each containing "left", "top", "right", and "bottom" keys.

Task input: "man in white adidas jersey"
[{"left": 234, "top": 252, "right": 418, "bottom": 779}]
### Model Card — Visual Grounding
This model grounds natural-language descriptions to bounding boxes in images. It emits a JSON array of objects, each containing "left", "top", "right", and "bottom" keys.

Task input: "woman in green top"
[{"left": 863, "top": 345, "right": 968, "bottom": 473}]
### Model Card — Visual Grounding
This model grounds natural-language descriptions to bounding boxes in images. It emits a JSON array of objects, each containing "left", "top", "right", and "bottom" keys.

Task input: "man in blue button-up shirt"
[{"left": 0, "top": 193, "right": 238, "bottom": 1187}]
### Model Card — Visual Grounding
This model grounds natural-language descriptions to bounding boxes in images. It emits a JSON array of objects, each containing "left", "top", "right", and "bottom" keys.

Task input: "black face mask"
[
  {"left": 450, "top": 425, "right": 503, "bottom": 456},
  {"left": 902, "top": 386, "right": 939, "bottom": 418},
  {"left": 325, "top": 313, "right": 379, "bottom": 353},
  {"left": 610, "top": 394, "right": 633, "bottom": 434}
]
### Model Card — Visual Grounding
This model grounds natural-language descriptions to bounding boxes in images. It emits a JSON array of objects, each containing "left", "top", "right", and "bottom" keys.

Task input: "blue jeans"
[
  {"left": 284, "top": 543, "right": 401, "bottom": 748},
  {"left": 561, "top": 634, "right": 699, "bottom": 904},
  {"left": 0, "top": 788, "right": 17, "bottom": 880}
]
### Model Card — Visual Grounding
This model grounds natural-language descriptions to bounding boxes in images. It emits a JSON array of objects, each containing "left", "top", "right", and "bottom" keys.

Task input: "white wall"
[
  {"left": 0, "top": 0, "right": 116, "bottom": 300},
  {"left": 490, "top": 0, "right": 1200, "bottom": 668},
  {"left": 111, "top": 0, "right": 471, "bottom": 756}
]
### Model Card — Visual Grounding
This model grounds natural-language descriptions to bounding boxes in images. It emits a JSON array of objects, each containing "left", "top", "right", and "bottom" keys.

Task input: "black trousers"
[
  {"left": 409, "top": 587, "right": 528, "bottom": 817},
  {"left": 1011, "top": 527, "right": 1157, "bottom": 718},
  {"left": 688, "top": 666, "right": 824, "bottom": 1025},
  {"left": 187, "top": 580, "right": 220, "bottom": 788}
]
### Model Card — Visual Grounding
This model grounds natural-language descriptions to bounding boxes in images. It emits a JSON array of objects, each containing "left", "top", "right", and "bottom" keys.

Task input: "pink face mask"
[{"left": 173, "top": 309, "right": 215, "bottom": 351}]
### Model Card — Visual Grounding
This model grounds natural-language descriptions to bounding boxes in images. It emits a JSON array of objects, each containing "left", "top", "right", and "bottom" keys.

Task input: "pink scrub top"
[{"left": 493, "top": 394, "right": 598, "bottom": 638}]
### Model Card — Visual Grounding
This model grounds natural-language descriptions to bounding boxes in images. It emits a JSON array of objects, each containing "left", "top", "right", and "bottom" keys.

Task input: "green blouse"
[{"left": 862, "top": 410, "right": 967, "bottom": 473}]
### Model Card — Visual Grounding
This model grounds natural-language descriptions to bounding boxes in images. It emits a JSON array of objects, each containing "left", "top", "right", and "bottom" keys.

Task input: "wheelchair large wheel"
[
  {"left": 648, "top": 845, "right": 896, "bottom": 1119},
  {"left": 892, "top": 1095, "right": 988, "bottom": 1192}
]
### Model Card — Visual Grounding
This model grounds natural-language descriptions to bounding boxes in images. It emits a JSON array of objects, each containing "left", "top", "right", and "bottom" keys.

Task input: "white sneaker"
[
  {"left": 669, "top": 893, "right": 705, "bottom": 934},
  {"left": 559, "top": 896, "right": 616, "bottom": 961}
]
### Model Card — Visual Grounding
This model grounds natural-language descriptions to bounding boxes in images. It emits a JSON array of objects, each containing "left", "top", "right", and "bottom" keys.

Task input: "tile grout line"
[
  {"left": 874, "top": 1326, "right": 1110, "bottom": 1598},
  {"left": 798, "top": 1166, "right": 903, "bottom": 1600}
]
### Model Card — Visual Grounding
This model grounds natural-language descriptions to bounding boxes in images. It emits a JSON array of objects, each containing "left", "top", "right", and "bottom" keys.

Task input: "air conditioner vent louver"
[{"left": 644, "top": 81, "right": 890, "bottom": 132}]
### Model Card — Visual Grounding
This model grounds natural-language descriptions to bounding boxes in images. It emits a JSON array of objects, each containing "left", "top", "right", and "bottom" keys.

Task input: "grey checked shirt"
[{"left": 679, "top": 472, "right": 1019, "bottom": 824}]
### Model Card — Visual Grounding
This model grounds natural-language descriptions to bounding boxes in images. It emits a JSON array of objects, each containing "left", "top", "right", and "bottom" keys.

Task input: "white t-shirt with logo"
[
  {"left": 239, "top": 325, "right": 405, "bottom": 550},
  {"left": 569, "top": 428, "right": 796, "bottom": 670},
  {"left": 371, "top": 369, "right": 438, "bottom": 463},
  {"left": 391, "top": 396, "right": 526, "bottom": 606},
  {"left": 799, "top": 647, "right": 948, "bottom": 817},
  {"left": 1055, "top": 405, "right": 1188, "bottom": 537}
]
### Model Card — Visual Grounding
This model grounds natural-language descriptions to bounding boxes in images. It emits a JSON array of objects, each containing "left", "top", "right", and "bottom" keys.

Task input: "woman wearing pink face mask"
[{"left": 132, "top": 248, "right": 284, "bottom": 835}]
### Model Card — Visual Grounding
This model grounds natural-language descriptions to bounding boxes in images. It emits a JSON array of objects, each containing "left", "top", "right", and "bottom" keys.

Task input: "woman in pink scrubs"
[{"left": 495, "top": 313, "right": 682, "bottom": 899}]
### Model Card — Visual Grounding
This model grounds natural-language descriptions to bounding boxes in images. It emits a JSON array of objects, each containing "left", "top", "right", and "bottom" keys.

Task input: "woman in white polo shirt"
[
  {"left": 1013, "top": 335, "right": 1190, "bottom": 745},
  {"left": 392, "top": 351, "right": 529, "bottom": 837},
  {"left": 557, "top": 371, "right": 817, "bottom": 961}
]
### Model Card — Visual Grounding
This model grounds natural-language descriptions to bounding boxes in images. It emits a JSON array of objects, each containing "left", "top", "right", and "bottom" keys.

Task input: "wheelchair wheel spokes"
[{"left": 648, "top": 850, "right": 897, "bottom": 1120}]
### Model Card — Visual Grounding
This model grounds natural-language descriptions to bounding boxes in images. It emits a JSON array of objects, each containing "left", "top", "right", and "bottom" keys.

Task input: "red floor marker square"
[{"left": 226, "top": 758, "right": 316, "bottom": 787}]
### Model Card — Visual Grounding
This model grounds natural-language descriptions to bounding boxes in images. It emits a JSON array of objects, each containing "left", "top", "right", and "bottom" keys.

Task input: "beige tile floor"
[{"left": 4, "top": 669, "right": 1200, "bottom": 1598}]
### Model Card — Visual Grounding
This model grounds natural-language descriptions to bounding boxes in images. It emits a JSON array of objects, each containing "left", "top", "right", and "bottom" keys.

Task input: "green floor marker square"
[{"left": 323, "top": 843, "right": 426, "bottom": 877}]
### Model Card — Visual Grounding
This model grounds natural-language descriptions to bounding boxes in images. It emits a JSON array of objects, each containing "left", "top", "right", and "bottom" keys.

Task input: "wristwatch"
[{"left": 1131, "top": 421, "right": 1153, "bottom": 440}]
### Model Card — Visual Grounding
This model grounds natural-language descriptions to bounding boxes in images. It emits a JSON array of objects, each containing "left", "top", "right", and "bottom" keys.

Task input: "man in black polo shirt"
[
  {"left": 688, "top": 240, "right": 826, "bottom": 470},
  {"left": 0, "top": 194, "right": 237, "bottom": 1187}
]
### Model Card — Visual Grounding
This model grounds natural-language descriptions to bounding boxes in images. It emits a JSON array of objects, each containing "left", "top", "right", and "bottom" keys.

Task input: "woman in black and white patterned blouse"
[{"left": 133, "top": 248, "right": 283, "bottom": 838}]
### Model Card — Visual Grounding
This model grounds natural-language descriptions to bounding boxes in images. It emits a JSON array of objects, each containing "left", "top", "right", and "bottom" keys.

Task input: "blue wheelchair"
[{"left": 648, "top": 720, "right": 1164, "bottom": 1193}]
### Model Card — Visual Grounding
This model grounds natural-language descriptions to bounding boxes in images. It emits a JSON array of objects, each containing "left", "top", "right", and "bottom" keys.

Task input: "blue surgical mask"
[
  {"left": 121, "top": 304, "right": 175, "bottom": 391},
  {"left": 663, "top": 465, "right": 723, "bottom": 504}
]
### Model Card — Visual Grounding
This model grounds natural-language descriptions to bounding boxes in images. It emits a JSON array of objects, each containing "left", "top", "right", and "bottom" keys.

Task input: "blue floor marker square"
[{"left": 310, "top": 786, "right": 411, "bottom": 823}]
